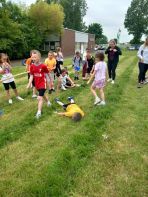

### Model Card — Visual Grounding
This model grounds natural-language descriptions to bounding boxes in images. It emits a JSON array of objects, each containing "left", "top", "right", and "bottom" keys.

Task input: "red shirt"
[{"left": 30, "top": 63, "right": 49, "bottom": 90}]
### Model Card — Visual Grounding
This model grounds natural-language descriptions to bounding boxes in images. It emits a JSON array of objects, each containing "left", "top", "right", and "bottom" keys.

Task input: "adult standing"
[
  {"left": 137, "top": 37, "right": 148, "bottom": 87},
  {"left": 105, "top": 39, "right": 122, "bottom": 84}
]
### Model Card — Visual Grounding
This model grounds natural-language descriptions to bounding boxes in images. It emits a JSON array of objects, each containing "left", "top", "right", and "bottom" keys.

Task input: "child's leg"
[
  {"left": 56, "top": 100, "right": 65, "bottom": 106},
  {"left": 6, "top": 90, "right": 11, "bottom": 100},
  {"left": 91, "top": 84, "right": 100, "bottom": 104},
  {"left": 43, "top": 94, "right": 51, "bottom": 106},
  {"left": 37, "top": 96, "right": 43, "bottom": 114},
  {"left": 99, "top": 88, "right": 105, "bottom": 101}
]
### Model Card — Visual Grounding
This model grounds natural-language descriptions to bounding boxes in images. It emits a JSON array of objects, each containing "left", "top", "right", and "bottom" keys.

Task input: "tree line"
[{"left": 0, "top": 0, "right": 108, "bottom": 59}]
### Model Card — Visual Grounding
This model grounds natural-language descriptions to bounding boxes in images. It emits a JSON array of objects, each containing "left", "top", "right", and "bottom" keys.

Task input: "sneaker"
[
  {"left": 16, "top": 96, "right": 24, "bottom": 101},
  {"left": 111, "top": 80, "right": 115, "bottom": 84},
  {"left": 107, "top": 78, "right": 112, "bottom": 82},
  {"left": 54, "top": 98, "right": 60, "bottom": 102},
  {"left": 47, "top": 101, "right": 51, "bottom": 107},
  {"left": 8, "top": 99, "right": 13, "bottom": 104},
  {"left": 48, "top": 89, "right": 52, "bottom": 94},
  {"left": 32, "top": 94, "right": 37, "bottom": 98},
  {"left": 67, "top": 96, "right": 74, "bottom": 101},
  {"left": 94, "top": 97, "right": 101, "bottom": 105},
  {"left": 97, "top": 101, "right": 106, "bottom": 106},
  {"left": 61, "top": 85, "right": 67, "bottom": 90},
  {"left": 35, "top": 113, "right": 41, "bottom": 119},
  {"left": 137, "top": 83, "right": 143, "bottom": 88}
]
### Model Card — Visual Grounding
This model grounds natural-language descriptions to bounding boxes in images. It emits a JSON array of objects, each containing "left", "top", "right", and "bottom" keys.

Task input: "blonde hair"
[
  {"left": 144, "top": 37, "right": 148, "bottom": 47},
  {"left": 0, "top": 53, "right": 10, "bottom": 64},
  {"left": 31, "top": 50, "right": 41, "bottom": 59}
]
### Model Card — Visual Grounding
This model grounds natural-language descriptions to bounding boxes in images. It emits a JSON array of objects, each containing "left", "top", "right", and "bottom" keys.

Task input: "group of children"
[{"left": 0, "top": 45, "right": 109, "bottom": 121}]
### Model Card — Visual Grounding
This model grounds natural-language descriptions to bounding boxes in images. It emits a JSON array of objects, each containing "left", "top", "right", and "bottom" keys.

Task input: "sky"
[{"left": 12, "top": 0, "right": 133, "bottom": 43}]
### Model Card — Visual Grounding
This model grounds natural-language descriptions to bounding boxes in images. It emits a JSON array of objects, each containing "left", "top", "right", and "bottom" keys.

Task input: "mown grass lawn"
[{"left": 0, "top": 51, "right": 147, "bottom": 197}]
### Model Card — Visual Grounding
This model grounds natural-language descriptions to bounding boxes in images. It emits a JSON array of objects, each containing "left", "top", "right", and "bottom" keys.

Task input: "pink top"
[{"left": 94, "top": 61, "right": 107, "bottom": 81}]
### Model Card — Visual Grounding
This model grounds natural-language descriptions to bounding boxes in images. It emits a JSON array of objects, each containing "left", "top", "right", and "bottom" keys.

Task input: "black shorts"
[
  {"left": 3, "top": 81, "right": 16, "bottom": 90},
  {"left": 28, "top": 73, "right": 35, "bottom": 87},
  {"left": 37, "top": 89, "right": 46, "bottom": 96},
  {"left": 87, "top": 66, "right": 93, "bottom": 74}
]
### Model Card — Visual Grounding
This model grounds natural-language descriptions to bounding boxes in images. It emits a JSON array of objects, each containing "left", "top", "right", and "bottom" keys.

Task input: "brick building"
[{"left": 42, "top": 28, "right": 95, "bottom": 56}]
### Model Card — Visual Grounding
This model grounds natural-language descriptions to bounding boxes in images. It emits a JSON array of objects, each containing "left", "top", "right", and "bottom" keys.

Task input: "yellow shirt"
[
  {"left": 64, "top": 104, "right": 84, "bottom": 117},
  {"left": 44, "top": 58, "right": 56, "bottom": 71}
]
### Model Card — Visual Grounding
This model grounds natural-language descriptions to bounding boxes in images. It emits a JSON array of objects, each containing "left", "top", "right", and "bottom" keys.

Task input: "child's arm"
[
  {"left": 27, "top": 75, "right": 33, "bottom": 89},
  {"left": 57, "top": 112, "right": 66, "bottom": 116},
  {"left": 87, "top": 70, "right": 96, "bottom": 84},
  {"left": 67, "top": 76, "right": 75, "bottom": 86}
]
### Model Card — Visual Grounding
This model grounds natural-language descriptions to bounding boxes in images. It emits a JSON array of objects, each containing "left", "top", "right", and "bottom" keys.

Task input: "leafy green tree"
[
  {"left": 98, "top": 35, "right": 108, "bottom": 44},
  {"left": 124, "top": 0, "right": 148, "bottom": 43},
  {"left": 29, "top": 1, "right": 64, "bottom": 36},
  {"left": 87, "top": 23, "right": 103, "bottom": 43}
]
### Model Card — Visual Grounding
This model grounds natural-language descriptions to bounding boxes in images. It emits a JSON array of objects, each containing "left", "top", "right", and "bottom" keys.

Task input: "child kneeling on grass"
[
  {"left": 27, "top": 50, "right": 51, "bottom": 119},
  {"left": 60, "top": 69, "right": 75, "bottom": 90},
  {"left": 55, "top": 96, "right": 84, "bottom": 122},
  {"left": 87, "top": 52, "right": 107, "bottom": 106}
]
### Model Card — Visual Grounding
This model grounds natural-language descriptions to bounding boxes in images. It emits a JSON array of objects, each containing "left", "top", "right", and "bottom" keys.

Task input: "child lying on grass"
[{"left": 55, "top": 96, "right": 84, "bottom": 122}]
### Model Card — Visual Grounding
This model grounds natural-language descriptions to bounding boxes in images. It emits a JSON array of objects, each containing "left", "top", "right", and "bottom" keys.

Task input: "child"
[
  {"left": 60, "top": 69, "right": 75, "bottom": 90},
  {"left": 73, "top": 51, "right": 82, "bottom": 80},
  {"left": 56, "top": 47, "right": 63, "bottom": 70},
  {"left": 25, "top": 50, "right": 37, "bottom": 98},
  {"left": 44, "top": 51, "right": 56, "bottom": 94},
  {"left": 55, "top": 96, "right": 84, "bottom": 121},
  {"left": 27, "top": 50, "right": 51, "bottom": 119},
  {"left": 86, "top": 53, "right": 95, "bottom": 79},
  {"left": 0, "top": 53, "right": 24, "bottom": 104},
  {"left": 87, "top": 53, "right": 107, "bottom": 106}
]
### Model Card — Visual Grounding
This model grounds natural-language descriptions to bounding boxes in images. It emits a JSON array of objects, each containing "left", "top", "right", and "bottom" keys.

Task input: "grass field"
[{"left": 0, "top": 51, "right": 147, "bottom": 197}]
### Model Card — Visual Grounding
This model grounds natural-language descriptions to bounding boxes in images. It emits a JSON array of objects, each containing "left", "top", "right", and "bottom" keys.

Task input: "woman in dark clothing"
[{"left": 105, "top": 39, "right": 122, "bottom": 84}]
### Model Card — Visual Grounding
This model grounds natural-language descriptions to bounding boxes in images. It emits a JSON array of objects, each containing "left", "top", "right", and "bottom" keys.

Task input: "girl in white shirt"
[
  {"left": 0, "top": 53, "right": 24, "bottom": 104},
  {"left": 137, "top": 37, "right": 148, "bottom": 86}
]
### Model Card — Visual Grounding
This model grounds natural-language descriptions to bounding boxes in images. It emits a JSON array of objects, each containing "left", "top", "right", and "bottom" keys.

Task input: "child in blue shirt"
[{"left": 73, "top": 51, "right": 82, "bottom": 80}]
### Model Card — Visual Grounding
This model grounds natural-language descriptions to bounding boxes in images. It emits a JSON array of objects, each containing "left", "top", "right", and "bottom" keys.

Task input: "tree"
[
  {"left": 87, "top": 23, "right": 103, "bottom": 44},
  {"left": 99, "top": 35, "right": 108, "bottom": 44},
  {"left": 124, "top": 0, "right": 148, "bottom": 43},
  {"left": 28, "top": 1, "right": 64, "bottom": 36}
]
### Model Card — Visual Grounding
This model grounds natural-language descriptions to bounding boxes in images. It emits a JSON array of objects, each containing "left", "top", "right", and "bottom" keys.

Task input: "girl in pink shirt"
[{"left": 87, "top": 53, "right": 107, "bottom": 106}]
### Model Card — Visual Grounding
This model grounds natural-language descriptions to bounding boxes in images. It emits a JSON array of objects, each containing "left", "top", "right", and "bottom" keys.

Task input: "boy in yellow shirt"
[
  {"left": 44, "top": 51, "right": 56, "bottom": 93},
  {"left": 55, "top": 96, "right": 84, "bottom": 121}
]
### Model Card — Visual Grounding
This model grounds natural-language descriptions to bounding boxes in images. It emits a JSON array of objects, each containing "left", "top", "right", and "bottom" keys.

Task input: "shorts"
[
  {"left": 87, "top": 66, "right": 93, "bottom": 74},
  {"left": 3, "top": 81, "right": 16, "bottom": 90},
  {"left": 37, "top": 89, "right": 46, "bottom": 96},
  {"left": 28, "top": 73, "right": 35, "bottom": 87},
  {"left": 74, "top": 66, "right": 80, "bottom": 72},
  {"left": 92, "top": 79, "right": 106, "bottom": 89},
  {"left": 46, "top": 72, "right": 54, "bottom": 82},
  {"left": 57, "top": 61, "right": 63, "bottom": 65}
]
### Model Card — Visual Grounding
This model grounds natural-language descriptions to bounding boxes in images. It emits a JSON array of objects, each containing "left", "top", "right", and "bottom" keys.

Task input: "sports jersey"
[
  {"left": 44, "top": 58, "right": 56, "bottom": 72},
  {"left": 64, "top": 104, "right": 84, "bottom": 117},
  {"left": 30, "top": 63, "right": 49, "bottom": 90}
]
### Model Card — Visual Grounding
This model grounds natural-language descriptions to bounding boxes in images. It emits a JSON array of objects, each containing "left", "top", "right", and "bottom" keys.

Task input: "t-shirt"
[
  {"left": 94, "top": 61, "right": 107, "bottom": 81},
  {"left": 137, "top": 45, "right": 148, "bottom": 64},
  {"left": 0, "top": 65, "right": 14, "bottom": 84},
  {"left": 44, "top": 58, "right": 56, "bottom": 72},
  {"left": 61, "top": 74, "right": 68, "bottom": 86},
  {"left": 64, "top": 104, "right": 84, "bottom": 117},
  {"left": 56, "top": 52, "right": 63, "bottom": 62},
  {"left": 30, "top": 63, "right": 49, "bottom": 90}
]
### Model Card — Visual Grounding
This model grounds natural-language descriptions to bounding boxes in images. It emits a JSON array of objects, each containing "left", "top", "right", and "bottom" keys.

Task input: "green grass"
[{"left": 0, "top": 51, "right": 147, "bottom": 197}]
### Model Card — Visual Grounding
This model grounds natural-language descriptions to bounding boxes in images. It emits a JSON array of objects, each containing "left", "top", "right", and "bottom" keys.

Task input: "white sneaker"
[
  {"left": 16, "top": 96, "right": 24, "bottom": 101},
  {"left": 94, "top": 97, "right": 101, "bottom": 105},
  {"left": 32, "top": 94, "right": 37, "bottom": 98},
  {"left": 97, "top": 101, "right": 106, "bottom": 106},
  {"left": 36, "top": 113, "right": 41, "bottom": 119},
  {"left": 61, "top": 85, "right": 67, "bottom": 91},
  {"left": 47, "top": 101, "right": 51, "bottom": 107},
  {"left": 8, "top": 99, "right": 13, "bottom": 104},
  {"left": 107, "top": 78, "right": 112, "bottom": 82},
  {"left": 111, "top": 80, "right": 115, "bottom": 84}
]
